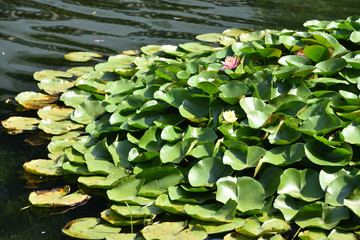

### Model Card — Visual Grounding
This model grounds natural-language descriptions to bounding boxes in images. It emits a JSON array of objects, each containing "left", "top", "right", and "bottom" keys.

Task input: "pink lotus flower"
[{"left": 221, "top": 56, "right": 240, "bottom": 71}]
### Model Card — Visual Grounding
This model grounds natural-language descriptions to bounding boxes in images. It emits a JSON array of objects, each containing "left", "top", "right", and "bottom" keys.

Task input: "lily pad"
[
  {"left": 277, "top": 168, "right": 324, "bottom": 202},
  {"left": 29, "top": 185, "right": 90, "bottom": 207},
  {"left": 23, "top": 159, "right": 65, "bottom": 176},
  {"left": 216, "top": 176, "right": 265, "bottom": 212},
  {"left": 62, "top": 217, "right": 121, "bottom": 239},
  {"left": 184, "top": 199, "right": 237, "bottom": 223},
  {"left": 78, "top": 167, "right": 129, "bottom": 189},
  {"left": 111, "top": 202, "right": 163, "bottom": 219},
  {"left": 1, "top": 116, "right": 40, "bottom": 134},
  {"left": 64, "top": 51, "right": 103, "bottom": 62},
  {"left": 15, "top": 91, "right": 58, "bottom": 110},
  {"left": 33, "top": 69, "right": 73, "bottom": 81},
  {"left": 189, "top": 218, "right": 246, "bottom": 234},
  {"left": 38, "top": 119, "right": 83, "bottom": 135},
  {"left": 38, "top": 78, "right": 75, "bottom": 95},
  {"left": 37, "top": 106, "right": 74, "bottom": 121},
  {"left": 141, "top": 221, "right": 207, "bottom": 240}
]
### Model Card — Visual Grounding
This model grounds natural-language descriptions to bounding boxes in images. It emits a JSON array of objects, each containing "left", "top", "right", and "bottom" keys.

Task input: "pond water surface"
[{"left": 1, "top": 0, "right": 360, "bottom": 239}]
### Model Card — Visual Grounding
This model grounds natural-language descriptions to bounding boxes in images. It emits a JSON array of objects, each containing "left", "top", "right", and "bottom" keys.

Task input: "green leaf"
[
  {"left": 168, "top": 186, "right": 215, "bottom": 204},
  {"left": 344, "top": 186, "right": 360, "bottom": 217},
  {"left": 262, "top": 143, "right": 305, "bottom": 166},
  {"left": 188, "top": 156, "right": 233, "bottom": 187},
  {"left": 71, "top": 100, "right": 106, "bottom": 124},
  {"left": 328, "top": 229, "right": 357, "bottom": 240},
  {"left": 78, "top": 167, "right": 129, "bottom": 189},
  {"left": 259, "top": 166, "right": 284, "bottom": 198},
  {"left": 2, "top": 116, "right": 40, "bottom": 134},
  {"left": 319, "top": 167, "right": 354, "bottom": 191},
  {"left": 38, "top": 78, "right": 75, "bottom": 95},
  {"left": 325, "top": 175, "right": 360, "bottom": 206},
  {"left": 107, "top": 140, "right": 133, "bottom": 169},
  {"left": 137, "top": 166, "right": 184, "bottom": 197},
  {"left": 303, "top": 45, "right": 330, "bottom": 62},
  {"left": 60, "top": 89, "right": 93, "bottom": 108},
  {"left": 29, "top": 185, "right": 90, "bottom": 207},
  {"left": 196, "top": 33, "right": 223, "bottom": 42},
  {"left": 141, "top": 221, "right": 207, "bottom": 240},
  {"left": 64, "top": 51, "right": 103, "bottom": 62},
  {"left": 298, "top": 229, "right": 327, "bottom": 240},
  {"left": 315, "top": 58, "right": 347, "bottom": 76},
  {"left": 223, "top": 144, "right": 266, "bottom": 171},
  {"left": 294, "top": 203, "right": 350, "bottom": 230},
  {"left": 179, "top": 42, "right": 214, "bottom": 52},
  {"left": 277, "top": 168, "right": 324, "bottom": 202},
  {"left": 179, "top": 96, "right": 210, "bottom": 122},
  {"left": 184, "top": 199, "right": 237, "bottom": 223},
  {"left": 101, "top": 209, "right": 149, "bottom": 226},
  {"left": 38, "top": 119, "right": 83, "bottom": 135},
  {"left": 62, "top": 218, "right": 121, "bottom": 239},
  {"left": 23, "top": 159, "right": 65, "bottom": 176},
  {"left": 257, "top": 48, "right": 282, "bottom": 58},
  {"left": 15, "top": 91, "right": 58, "bottom": 110},
  {"left": 161, "top": 126, "right": 183, "bottom": 142},
  {"left": 305, "top": 140, "right": 353, "bottom": 166},
  {"left": 189, "top": 218, "right": 246, "bottom": 235},
  {"left": 278, "top": 55, "right": 312, "bottom": 66},
  {"left": 219, "top": 81, "right": 251, "bottom": 104},
  {"left": 105, "top": 79, "right": 136, "bottom": 95},
  {"left": 37, "top": 106, "right": 74, "bottom": 121},
  {"left": 33, "top": 69, "right": 73, "bottom": 81},
  {"left": 107, "top": 175, "right": 145, "bottom": 202},
  {"left": 111, "top": 202, "right": 163, "bottom": 219},
  {"left": 216, "top": 176, "right": 265, "bottom": 212},
  {"left": 160, "top": 139, "right": 197, "bottom": 164},
  {"left": 273, "top": 194, "right": 308, "bottom": 221},
  {"left": 155, "top": 193, "right": 187, "bottom": 215},
  {"left": 299, "top": 114, "right": 342, "bottom": 135}
]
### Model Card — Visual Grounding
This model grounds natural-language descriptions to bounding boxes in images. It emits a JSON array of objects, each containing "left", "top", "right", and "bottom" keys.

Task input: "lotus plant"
[{"left": 220, "top": 56, "right": 240, "bottom": 70}]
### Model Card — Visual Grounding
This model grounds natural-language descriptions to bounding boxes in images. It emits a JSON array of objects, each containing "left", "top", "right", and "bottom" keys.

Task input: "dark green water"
[{"left": 1, "top": 0, "right": 360, "bottom": 239}]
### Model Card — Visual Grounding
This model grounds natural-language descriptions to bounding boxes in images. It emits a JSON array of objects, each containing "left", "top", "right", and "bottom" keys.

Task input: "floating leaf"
[
  {"left": 38, "top": 78, "right": 75, "bottom": 95},
  {"left": 141, "top": 221, "right": 207, "bottom": 240},
  {"left": 78, "top": 167, "right": 129, "bottom": 189},
  {"left": 262, "top": 143, "right": 305, "bottom": 166},
  {"left": 1, "top": 116, "right": 40, "bottom": 134},
  {"left": 189, "top": 156, "right": 232, "bottom": 187},
  {"left": 107, "top": 175, "right": 145, "bottom": 202},
  {"left": 23, "top": 159, "right": 65, "bottom": 176},
  {"left": 184, "top": 199, "right": 237, "bottom": 223},
  {"left": 29, "top": 185, "right": 90, "bottom": 207},
  {"left": 38, "top": 119, "right": 83, "bottom": 135},
  {"left": 111, "top": 202, "right": 163, "bottom": 219},
  {"left": 216, "top": 176, "right": 265, "bottom": 212},
  {"left": 314, "top": 58, "right": 347, "bottom": 76},
  {"left": 62, "top": 217, "right": 121, "bottom": 239},
  {"left": 303, "top": 45, "right": 330, "bottom": 62},
  {"left": 189, "top": 218, "right": 246, "bottom": 235},
  {"left": 64, "top": 51, "right": 103, "bottom": 62},
  {"left": 37, "top": 106, "right": 74, "bottom": 121},
  {"left": 33, "top": 69, "right": 73, "bottom": 81},
  {"left": 223, "top": 144, "right": 266, "bottom": 171},
  {"left": 305, "top": 140, "right": 353, "bottom": 166},
  {"left": 325, "top": 175, "right": 360, "bottom": 206},
  {"left": 60, "top": 89, "right": 93, "bottom": 108},
  {"left": 15, "top": 91, "right": 58, "bottom": 110},
  {"left": 277, "top": 168, "right": 324, "bottom": 202},
  {"left": 294, "top": 203, "right": 350, "bottom": 230},
  {"left": 71, "top": 100, "right": 106, "bottom": 124}
]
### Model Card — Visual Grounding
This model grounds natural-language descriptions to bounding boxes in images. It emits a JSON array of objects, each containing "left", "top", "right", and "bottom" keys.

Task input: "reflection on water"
[{"left": 1, "top": 0, "right": 360, "bottom": 239}]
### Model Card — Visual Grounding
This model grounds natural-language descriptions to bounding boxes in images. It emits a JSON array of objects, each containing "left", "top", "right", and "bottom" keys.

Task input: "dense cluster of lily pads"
[{"left": 4, "top": 16, "right": 360, "bottom": 239}]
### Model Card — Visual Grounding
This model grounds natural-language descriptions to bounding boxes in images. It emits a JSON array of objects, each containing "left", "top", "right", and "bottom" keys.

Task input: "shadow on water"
[{"left": 1, "top": 0, "right": 360, "bottom": 238}]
